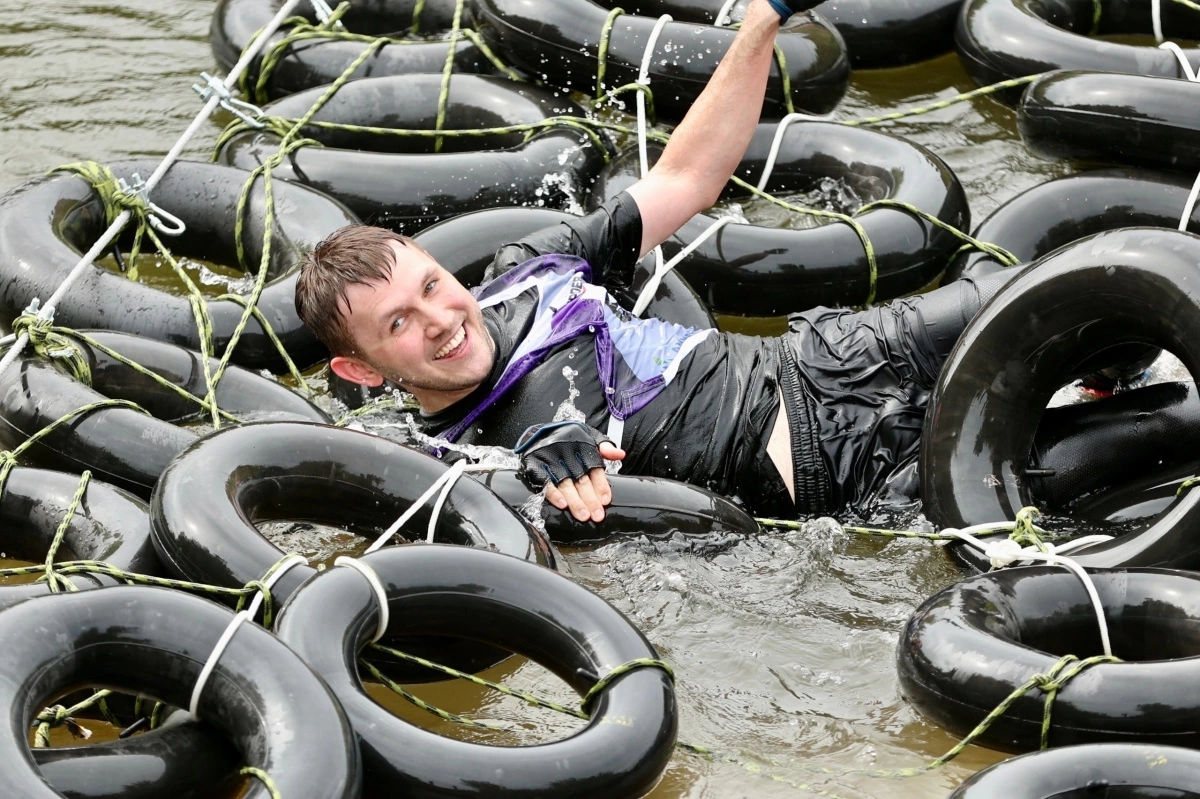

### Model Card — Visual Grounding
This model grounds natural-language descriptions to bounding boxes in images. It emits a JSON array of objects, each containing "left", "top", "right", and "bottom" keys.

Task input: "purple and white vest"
[{"left": 438, "top": 254, "right": 713, "bottom": 447}]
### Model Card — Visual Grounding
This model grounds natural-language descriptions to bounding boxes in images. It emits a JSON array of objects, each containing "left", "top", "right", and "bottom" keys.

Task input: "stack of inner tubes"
[
  {"left": 956, "top": 0, "right": 1200, "bottom": 92},
  {"left": 0, "top": 467, "right": 160, "bottom": 607},
  {"left": 0, "top": 587, "right": 361, "bottom": 798},
  {"left": 0, "top": 331, "right": 329, "bottom": 498},
  {"left": 920, "top": 228, "right": 1200, "bottom": 571},
  {"left": 1018, "top": 71, "right": 1200, "bottom": 174},
  {"left": 150, "top": 421, "right": 559, "bottom": 681},
  {"left": 211, "top": 0, "right": 492, "bottom": 101},
  {"left": 275, "top": 544, "right": 678, "bottom": 797},
  {"left": 217, "top": 74, "right": 608, "bottom": 232},
  {"left": 898, "top": 566, "right": 1200, "bottom": 752},
  {"left": 590, "top": 121, "right": 969, "bottom": 315},
  {"left": 0, "top": 159, "right": 359, "bottom": 371},
  {"left": 946, "top": 169, "right": 1200, "bottom": 281},
  {"left": 471, "top": 0, "right": 851, "bottom": 123}
]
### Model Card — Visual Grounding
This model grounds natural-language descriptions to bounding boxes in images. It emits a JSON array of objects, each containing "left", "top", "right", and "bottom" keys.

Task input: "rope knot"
[
  {"left": 1010, "top": 506, "right": 1048, "bottom": 552},
  {"left": 12, "top": 312, "right": 92, "bottom": 385},
  {"left": 35, "top": 705, "right": 70, "bottom": 725}
]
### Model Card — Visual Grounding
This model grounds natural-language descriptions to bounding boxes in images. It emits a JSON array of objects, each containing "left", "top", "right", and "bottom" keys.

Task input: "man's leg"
[{"left": 778, "top": 269, "right": 1021, "bottom": 512}]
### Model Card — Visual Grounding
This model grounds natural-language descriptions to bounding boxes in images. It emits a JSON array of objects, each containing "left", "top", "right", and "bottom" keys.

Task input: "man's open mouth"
[{"left": 433, "top": 325, "right": 467, "bottom": 360}]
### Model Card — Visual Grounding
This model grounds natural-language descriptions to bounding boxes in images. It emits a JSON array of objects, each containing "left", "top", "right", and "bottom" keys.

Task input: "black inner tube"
[
  {"left": 591, "top": 121, "right": 968, "bottom": 314},
  {"left": 0, "top": 586, "right": 361, "bottom": 798},
  {"left": 920, "top": 228, "right": 1200, "bottom": 570},
  {"left": 151, "top": 420, "right": 558, "bottom": 682},
  {"left": 276, "top": 544, "right": 678, "bottom": 798},
  {"left": 0, "top": 159, "right": 359, "bottom": 371}
]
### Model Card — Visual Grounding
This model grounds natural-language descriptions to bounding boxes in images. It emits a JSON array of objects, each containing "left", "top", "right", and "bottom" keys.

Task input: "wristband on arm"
[
  {"left": 514, "top": 421, "right": 612, "bottom": 488},
  {"left": 765, "top": 0, "right": 823, "bottom": 22}
]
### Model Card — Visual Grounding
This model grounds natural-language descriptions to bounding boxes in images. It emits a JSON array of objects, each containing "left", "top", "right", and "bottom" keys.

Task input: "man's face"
[{"left": 329, "top": 241, "right": 494, "bottom": 411}]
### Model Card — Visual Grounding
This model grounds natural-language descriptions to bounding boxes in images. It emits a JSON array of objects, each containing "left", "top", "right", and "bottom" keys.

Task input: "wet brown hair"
[{"left": 295, "top": 224, "right": 427, "bottom": 356}]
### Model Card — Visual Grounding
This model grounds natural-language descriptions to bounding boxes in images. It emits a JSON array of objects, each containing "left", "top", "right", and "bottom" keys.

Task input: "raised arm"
[{"left": 626, "top": 0, "right": 821, "bottom": 258}]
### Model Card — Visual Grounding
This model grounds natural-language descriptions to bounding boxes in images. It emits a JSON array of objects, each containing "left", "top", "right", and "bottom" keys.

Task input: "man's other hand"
[{"left": 515, "top": 422, "right": 627, "bottom": 522}]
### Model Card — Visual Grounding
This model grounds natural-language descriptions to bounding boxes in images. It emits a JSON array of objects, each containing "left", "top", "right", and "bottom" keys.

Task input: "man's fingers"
[
  {"left": 598, "top": 442, "right": 626, "bottom": 461},
  {"left": 549, "top": 477, "right": 591, "bottom": 522},
  {"left": 590, "top": 466, "right": 613, "bottom": 506},
  {"left": 573, "top": 473, "right": 606, "bottom": 522}
]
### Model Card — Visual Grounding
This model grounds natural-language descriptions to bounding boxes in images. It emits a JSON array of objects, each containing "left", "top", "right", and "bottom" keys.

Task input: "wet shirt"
[{"left": 421, "top": 193, "right": 791, "bottom": 513}]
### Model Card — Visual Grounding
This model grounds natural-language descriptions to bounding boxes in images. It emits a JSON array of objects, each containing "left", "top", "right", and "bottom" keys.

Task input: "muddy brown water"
[{"left": 0, "top": 2, "right": 1181, "bottom": 797}]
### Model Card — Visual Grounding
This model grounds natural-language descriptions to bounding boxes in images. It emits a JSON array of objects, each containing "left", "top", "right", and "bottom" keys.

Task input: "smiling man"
[{"left": 296, "top": 0, "right": 1017, "bottom": 523}]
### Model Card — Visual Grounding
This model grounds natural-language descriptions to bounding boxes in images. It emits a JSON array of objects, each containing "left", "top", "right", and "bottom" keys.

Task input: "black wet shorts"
[{"left": 778, "top": 272, "right": 1017, "bottom": 514}]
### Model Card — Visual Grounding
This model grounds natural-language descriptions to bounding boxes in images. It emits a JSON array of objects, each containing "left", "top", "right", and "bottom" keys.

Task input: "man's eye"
[
  {"left": 390, "top": 316, "right": 405, "bottom": 331},
  {"left": 424, "top": 279, "right": 437, "bottom": 295}
]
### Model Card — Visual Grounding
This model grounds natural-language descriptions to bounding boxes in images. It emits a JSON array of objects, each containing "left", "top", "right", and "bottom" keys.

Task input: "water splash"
[{"left": 552, "top": 366, "right": 586, "bottom": 423}]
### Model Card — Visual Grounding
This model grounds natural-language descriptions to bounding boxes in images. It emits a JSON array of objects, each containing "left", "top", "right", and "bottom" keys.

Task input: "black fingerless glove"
[
  {"left": 765, "top": 0, "right": 824, "bottom": 22},
  {"left": 514, "top": 422, "right": 612, "bottom": 487}
]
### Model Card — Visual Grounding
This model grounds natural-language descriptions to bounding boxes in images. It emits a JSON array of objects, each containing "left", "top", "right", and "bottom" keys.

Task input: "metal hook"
[
  {"left": 192, "top": 71, "right": 266, "bottom": 129},
  {"left": 117, "top": 174, "right": 188, "bottom": 237}
]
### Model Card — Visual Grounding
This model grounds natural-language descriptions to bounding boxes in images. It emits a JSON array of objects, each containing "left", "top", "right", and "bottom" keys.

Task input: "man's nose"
[{"left": 424, "top": 301, "right": 456, "bottom": 336}]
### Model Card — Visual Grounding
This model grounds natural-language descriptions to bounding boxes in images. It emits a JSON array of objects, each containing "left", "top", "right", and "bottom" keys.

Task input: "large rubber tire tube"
[
  {"left": 0, "top": 160, "right": 358, "bottom": 371},
  {"left": 151, "top": 420, "right": 558, "bottom": 681},
  {"left": 1019, "top": 70, "right": 1200, "bottom": 174},
  {"left": 920, "top": 228, "right": 1200, "bottom": 570},
  {"left": 332, "top": 205, "right": 716, "bottom": 409},
  {"left": 34, "top": 710, "right": 240, "bottom": 799},
  {"left": 276, "top": 544, "right": 677, "bottom": 798},
  {"left": 947, "top": 168, "right": 1200, "bottom": 281},
  {"left": 218, "top": 74, "right": 606, "bottom": 233},
  {"left": 474, "top": 468, "right": 760, "bottom": 545},
  {"left": 0, "top": 331, "right": 329, "bottom": 498},
  {"left": 471, "top": 0, "right": 850, "bottom": 123},
  {"left": 898, "top": 566, "right": 1200, "bottom": 752},
  {"left": 591, "top": 121, "right": 968, "bottom": 315},
  {"left": 211, "top": 0, "right": 491, "bottom": 102},
  {"left": 956, "top": 0, "right": 1200, "bottom": 92},
  {"left": 613, "top": 0, "right": 963, "bottom": 68},
  {"left": 948, "top": 742, "right": 1200, "bottom": 798},
  {"left": 0, "top": 466, "right": 159, "bottom": 608},
  {"left": 0, "top": 586, "right": 360, "bottom": 798}
]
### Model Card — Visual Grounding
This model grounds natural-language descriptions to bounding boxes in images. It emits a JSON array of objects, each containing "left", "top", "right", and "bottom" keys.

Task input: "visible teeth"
[{"left": 434, "top": 326, "right": 465, "bottom": 360}]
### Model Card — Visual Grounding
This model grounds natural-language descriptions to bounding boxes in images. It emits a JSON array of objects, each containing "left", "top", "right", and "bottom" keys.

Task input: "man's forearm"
[{"left": 626, "top": 0, "right": 787, "bottom": 256}]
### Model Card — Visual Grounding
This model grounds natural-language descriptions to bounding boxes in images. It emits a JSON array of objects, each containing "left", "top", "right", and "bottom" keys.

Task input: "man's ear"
[{"left": 330, "top": 355, "right": 386, "bottom": 387}]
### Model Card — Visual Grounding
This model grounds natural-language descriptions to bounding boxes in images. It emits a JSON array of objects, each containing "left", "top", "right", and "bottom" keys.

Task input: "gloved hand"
[
  {"left": 516, "top": 421, "right": 612, "bottom": 486},
  {"left": 765, "top": 0, "right": 825, "bottom": 22},
  {"left": 514, "top": 421, "right": 625, "bottom": 521}
]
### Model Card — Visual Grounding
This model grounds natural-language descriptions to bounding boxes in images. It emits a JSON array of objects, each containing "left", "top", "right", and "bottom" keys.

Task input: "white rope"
[
  {"left": 949, "top": 529, "right": 1114, "bottom": 657},
  {"left": 1153, "top": 0, "right": 1165, "bottom": 42},
  {"left": 365, "top": 459, "right": 468, "bottom": 554},
  {"left": 632, "top": 217, "right": 733, "bottom": 316},
  {"left": 427, "top": 458, "right": 468, "bottom": 543},
  {"left": 334, "top": 556, "right": 390, "bottom": 643},
  {"left": 714, "top": 0, "right": 739, "bottom": 26},
  {"left": 1156, "top": 42, "right": 1200, "bottom": 230},
  {"left": 0, "top": 0, "right": 305, "bottom": 384},
  {"left": 189, "top": 554, "right": 308, "bottom": 719},
  {"left": 1160, "top": 41, "right": 1198, "bottom": 81},
  {"left": 632, "top": 14, "right": 674, "bottom": 318},
  {"left": 757, "top": 111, "right": 837, "bottom": 192}
]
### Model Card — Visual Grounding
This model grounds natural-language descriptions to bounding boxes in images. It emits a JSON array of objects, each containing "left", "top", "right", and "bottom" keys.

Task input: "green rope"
[
  {"left": 240, "top": 767, "right": 282, "bottom": 799},
  {"left": 1174, "top": 0, "right": 1200, "bottom": 11},
  {"left": 595, "top": 7, "right": 625, "bottom": 100},
  {"left": 32, "top": 689, "right": 114, "bottom": 748},
  {"left": 858, "top": 199, "right": 1020, "bottom": 267},
  {"left": 433, "top": 0, "right": 467, "bottom": 154},
  {"left": 334, "top": 393, "right": 422, "bottom": 426},
  {"left": 1008, "top": 506, "right": 1049, "bottom": 553},
  {"left": 592, "top": 82, "right": 657, "bottom": 123},
  {"left": 772, "top": 42, "right": 794, "bottom": 115},
  {"left": 40, "top": 471, "right": 91, "bottom": 594},
  {"left": 410, "top": 0, "right": 427, "bottom": 33},
  {"left": 841, "top": 73, "right": 1049, "bottom": 128},
  {"left": 11, "top": 313, "right": 91, "bottom": 385},
  {"left": 0, "top": 399, "right": 149, "bottom": 496},
  {"left": 215, "top": 293, "right": 312, "bottom": 392},
  {"left": 50, "top": 161, "right": 156, "bottom": 281},
  {"left": 460, "top": 29, "right": 523, "bottom": 80},
  {"left": 581, "top": 658, "right": 675, "bottom": 715}
]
